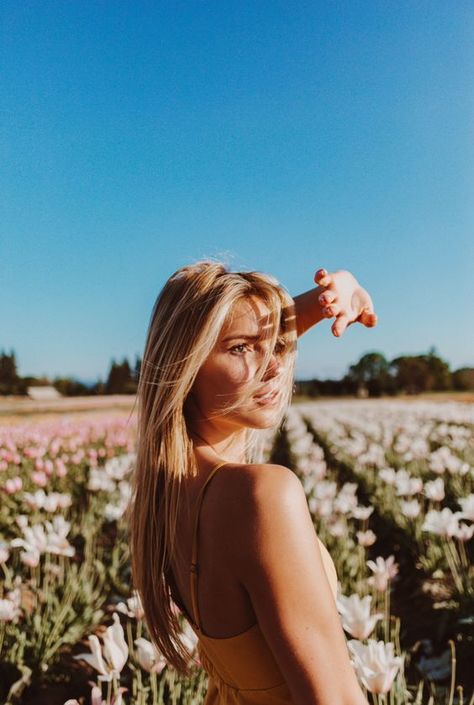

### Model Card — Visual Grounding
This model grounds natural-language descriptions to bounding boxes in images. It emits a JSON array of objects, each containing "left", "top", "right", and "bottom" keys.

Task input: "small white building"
[{"left": 27, "top": 386, "right": 62, "bottom": 400}]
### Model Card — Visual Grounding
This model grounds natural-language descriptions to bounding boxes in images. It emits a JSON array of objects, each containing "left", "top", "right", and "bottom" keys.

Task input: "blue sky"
[{"left": 2, "top": 1, "right": 473, "bottom": 382}]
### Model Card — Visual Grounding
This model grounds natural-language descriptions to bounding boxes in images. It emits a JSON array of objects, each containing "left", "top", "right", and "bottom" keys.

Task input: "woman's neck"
[{"left": 189, "top": 426, "right": 247, "bottom": 464}]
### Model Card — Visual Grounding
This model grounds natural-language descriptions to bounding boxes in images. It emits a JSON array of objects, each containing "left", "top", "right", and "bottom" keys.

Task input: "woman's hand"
[{"left": 315, "top": 268, "right": 378, "bottom": 338}]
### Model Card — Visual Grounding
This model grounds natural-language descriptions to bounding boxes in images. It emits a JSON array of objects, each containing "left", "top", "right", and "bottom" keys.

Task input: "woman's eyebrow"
[{"left": 221, "top": 333, "right": 262, "bottom": 342}]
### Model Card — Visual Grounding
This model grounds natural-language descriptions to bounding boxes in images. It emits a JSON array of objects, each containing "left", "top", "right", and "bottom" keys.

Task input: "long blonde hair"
[{"left": 128, "top": 260, "right": 297, "bottom": 674}]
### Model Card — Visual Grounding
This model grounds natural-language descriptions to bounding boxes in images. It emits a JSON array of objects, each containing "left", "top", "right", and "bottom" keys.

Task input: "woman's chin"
[{"left": 240, "top": 407, "right": 284, "bottom": 429}]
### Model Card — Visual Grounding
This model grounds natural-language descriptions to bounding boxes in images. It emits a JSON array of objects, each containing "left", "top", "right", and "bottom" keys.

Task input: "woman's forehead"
[{"left": 221, "top": 297, "right": 275, "bottom": 337}]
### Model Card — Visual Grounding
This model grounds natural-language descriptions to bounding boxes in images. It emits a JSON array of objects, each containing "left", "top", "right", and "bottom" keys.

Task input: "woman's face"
[{"left": 190, "top": 296, "right": 290, "bottom": 433}]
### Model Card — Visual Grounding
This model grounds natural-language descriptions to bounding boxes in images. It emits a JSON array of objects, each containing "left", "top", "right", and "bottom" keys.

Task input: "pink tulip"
[{"left": 31, "top": 471, "right": 48, "bottom": 487}]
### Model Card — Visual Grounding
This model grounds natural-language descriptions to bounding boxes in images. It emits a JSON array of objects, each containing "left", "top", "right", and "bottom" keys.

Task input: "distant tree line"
[
  {"left": 0, "top": 350, "right": 141, "bottom": 397},
  {"left": 295, "top": 348, "right": 474, "bottom": 398},
  {"left": 0, "top": 347, "right": 473, "bottom": 398}
]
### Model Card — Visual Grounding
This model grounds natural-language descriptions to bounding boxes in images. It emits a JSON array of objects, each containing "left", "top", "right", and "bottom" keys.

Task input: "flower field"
[{"left": 0, "top": 400, "right": 473, "bottom": 705}]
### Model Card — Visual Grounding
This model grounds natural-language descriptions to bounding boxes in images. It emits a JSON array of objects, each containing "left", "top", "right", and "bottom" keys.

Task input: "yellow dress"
[{"left": 185, "top": 461, "right": 339, "bottom": 704}]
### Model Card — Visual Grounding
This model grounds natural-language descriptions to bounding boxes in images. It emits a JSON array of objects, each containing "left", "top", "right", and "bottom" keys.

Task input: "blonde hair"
[{"left": 128, "top": 259, "right": 297, "bottom": 674}]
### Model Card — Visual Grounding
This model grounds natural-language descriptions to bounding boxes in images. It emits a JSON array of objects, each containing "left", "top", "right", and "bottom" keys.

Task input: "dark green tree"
[
  {"left": 105, "top": 358, "right": 137, "bottom": 394},
  {"left": 134, "top": 355, "right": 142, "bottom": 384},
  {"left": 347, "top": 351, "right": 393, "bottom": 396},
  {"left": 452, "top": 367, "right": 474, "bottom": 391},
  {"left": 0, "top": 349, "right": 27, "bottom": 395},
  {"left": 390, "top": 350, "right": 451, "bottom": 393}
]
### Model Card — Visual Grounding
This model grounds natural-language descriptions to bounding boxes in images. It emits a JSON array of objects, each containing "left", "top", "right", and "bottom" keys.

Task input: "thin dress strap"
[{"left": 190, "top": 461, "right": 228, "bottom": 631}]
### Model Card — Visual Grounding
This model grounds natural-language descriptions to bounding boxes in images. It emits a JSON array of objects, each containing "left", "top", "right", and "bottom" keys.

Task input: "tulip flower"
[
  {"left": 367, "top": 555, "right": 399, "bottom": 592},
  {"left": 134, "top": 637, "right": 166, "bottom": 674},
  {"left": 0, "top": 597, "right": 20, "bottom": 622},
  {"left": 351, "top": 505, "right": 374, "bottom": 520},
  {"left": 458, "top": 494, "right": 474, "bottom": 521},
  {"left": 399, "top": 499, "right": 421, "bottom": 518},
  {"left": 74, "top": 614, "right": 129, "bottom": 682},
  {"left": 0, "top": 540, "right": 10, "bottom": 563},
  {"left": 336, "top": 593, "right": 383, "bottom": 640},
  {"left": 421, "top": 508, "right": 462, "bottom": 537},
  {"left": 356, "top": 530, "right": 377, "bottom": 547},
  {"left": 115, "top": 590, "right": 144, "bottom": 620},
  {"left": 455, "top": 523, "right": 474, "bottom": 541},
  {"left": 348, "top": 638, "right": 404, "bottom": 694},
  {"left": 423, "top": 478, "right": 445, "bottom": 502}
]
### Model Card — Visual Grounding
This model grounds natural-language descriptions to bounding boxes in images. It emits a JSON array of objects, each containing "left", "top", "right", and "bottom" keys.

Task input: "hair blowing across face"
[{"left": 127, "top": 260, "right": 297, "bottom": 674}]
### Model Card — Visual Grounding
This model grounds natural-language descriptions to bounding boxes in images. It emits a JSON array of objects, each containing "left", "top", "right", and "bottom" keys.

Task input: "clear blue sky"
[{"left": 2, "top": 1, "right": 473, "bottom": 382}]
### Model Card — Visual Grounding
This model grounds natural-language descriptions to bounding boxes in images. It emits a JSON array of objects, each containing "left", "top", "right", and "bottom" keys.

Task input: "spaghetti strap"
[{"left": 189, "top": 460, "right": 228, "bottom": 631}]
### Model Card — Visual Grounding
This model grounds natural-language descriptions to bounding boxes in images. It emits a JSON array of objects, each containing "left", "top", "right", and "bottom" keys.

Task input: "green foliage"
[
  {"left": 296, "top": 348, "right": 465, "bottom": 398},
  {"left": 452, "top": 368, "right": 474, "bottom": 391},
  {"left": 391, "top": 349, "right": 452, "bottom": 393},
  {"left": 105, "top": 358, "right": 138, "bottom": 395},
  {"left": 52, "top": 378, "right": 94, "bottom": 396},
  {"left": 0, "top": 350, "right": 26, "bottom": 395}
]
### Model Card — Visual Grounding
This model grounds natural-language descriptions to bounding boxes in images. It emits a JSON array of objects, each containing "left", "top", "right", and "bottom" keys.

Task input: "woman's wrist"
[{"left": 293, "top": 285, "right": 326, "bottom": 338}]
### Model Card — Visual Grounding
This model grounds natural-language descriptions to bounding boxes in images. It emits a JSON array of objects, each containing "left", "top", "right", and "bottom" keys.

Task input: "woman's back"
[{"left": 169, "top": 460, "right": 339, "bottom": 703}]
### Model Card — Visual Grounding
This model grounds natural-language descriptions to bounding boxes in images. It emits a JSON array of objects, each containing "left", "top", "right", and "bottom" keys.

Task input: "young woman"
[{"left": 129, "top": 261, "right": 377, "bottom": 705}]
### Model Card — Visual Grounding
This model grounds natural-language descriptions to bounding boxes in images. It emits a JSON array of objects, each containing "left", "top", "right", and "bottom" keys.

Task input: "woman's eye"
[{"left": 230, "top": 343, "right": 249, "bottom": 354}]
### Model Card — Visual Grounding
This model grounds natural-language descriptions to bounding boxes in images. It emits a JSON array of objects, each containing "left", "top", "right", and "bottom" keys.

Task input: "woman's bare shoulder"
[
  {"left": 221, "top": 461, "right": 300, "bottom": 507},
  {"left": 225, "top": 461, "right": 297, "bottom": 485},
  {"left": 219, "top": 462, "right": 305, "bottom": 544}
]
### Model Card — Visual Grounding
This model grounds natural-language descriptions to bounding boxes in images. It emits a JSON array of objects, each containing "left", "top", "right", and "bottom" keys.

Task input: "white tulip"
[
  {"left": 399, "top": 499, "right": 421, "bottom": 518},
  {"left": 458, "top": 494, "right": 474, "bottom": 521},
  {"left": 379, "top": 468, "right": 397, "bottom": 485},
  {"left": 424, "top": 478, "right": 445, "bottom": 502},
  {"left": 395, "top": 476, "right": 423, "bottom": 497},
  {"left": 336, "top": 593, "right": 383, "bottom": 640},
  {"left": 0, "top": 540, "right": 10, "bottom": 563},
  {"left": 134, "top": 637, "right": 166, "bottom": 674},
  {"left": 102, "top": 613, "right": 129, "bottom": 674},
  {"left": 367, "top": 555, "right": 399, "bottom": 592},
  {"left": 351, "top": 506, "right": 374, "bottom": 521},
  {"left": 0, "top": 597, "right": 20, "bottom": 622},
  {"left": 348, "top": 638, "right": 404, "bottom": 694},
  {"left": 454, "top": 523, "right": 474, "bottom": 541},
  {"left": 116, "top": 590, "right": 144, "bottom": 620},
  {"left": 357, "top": 530, "right": 377, "bottom": 547},
  {"left": 74, "top": 614, "right": 129, "bottom": 682},
  {"left": 421, "top": 508, "right": 462, "bottom": 538}
]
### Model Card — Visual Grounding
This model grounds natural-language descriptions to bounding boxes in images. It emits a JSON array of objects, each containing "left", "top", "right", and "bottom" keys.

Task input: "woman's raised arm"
[{"left": 293, "top": 268, "right": 378, "bottom": 338}]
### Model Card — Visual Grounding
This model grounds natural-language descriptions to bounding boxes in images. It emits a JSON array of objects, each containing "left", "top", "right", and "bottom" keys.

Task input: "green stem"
[
  {"left": 151, "top": 671, "right": 158, "bottom": 705},
  {"left": 384, "top": 584, "right": 391, "bottom": 643},
  {"left": 126, "top": 620, "right": 134, "bottom": 657},
  {"left": 444, "top": 538, "right": 464, "bottom": 593},
  {"left": 456, "top": 537, "right": 469, "bottom": 571},
  {"left": 106, "top": 679, "right": 112, "bottom": 705},
  {"left": 447, "top": 640, "right": 456, "bottom": 705}
]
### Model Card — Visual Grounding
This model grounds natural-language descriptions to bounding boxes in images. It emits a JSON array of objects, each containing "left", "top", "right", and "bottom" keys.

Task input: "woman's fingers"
[
  {"left": 331, "top": 313, "right": 350, "bottom": 337},
  {"left": 358, "top": 310, "right": 378, "bottom": 327},
  {"left": 323, "top": 303, "right": 341, "bottom": 317},
  {"left": 314, "top": 271, "right": 377, "bottom": 332},
  {"left": 314, "top": 268, "right": 333, "bottom": 288},
  {"left": 319, "top": 290, "right": 336, "bottom": 305}
]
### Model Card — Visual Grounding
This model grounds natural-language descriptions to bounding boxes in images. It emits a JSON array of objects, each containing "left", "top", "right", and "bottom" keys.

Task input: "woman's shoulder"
[
  {"left": 219, "top": 462, "right": 306, "bottom": 538},
  {"left": 221, "top": 461, "right": 300, "bottom": 502}
]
